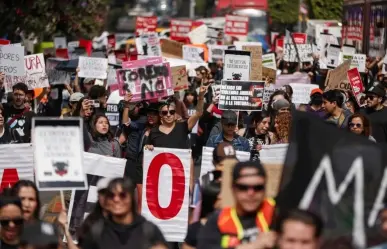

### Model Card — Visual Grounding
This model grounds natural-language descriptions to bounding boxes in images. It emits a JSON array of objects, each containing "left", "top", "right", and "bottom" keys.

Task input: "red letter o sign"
[{"left": 146, "top": 153, "right": 185, "bottom": 220}]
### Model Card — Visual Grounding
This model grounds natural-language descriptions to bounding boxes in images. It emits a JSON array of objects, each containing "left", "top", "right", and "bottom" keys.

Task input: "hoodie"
[
  {"left": 88, "top": 135, "right": 121, "bottom": 157},
  {"left": 306, "top": 105, "right": 326, "bottom": 119}
]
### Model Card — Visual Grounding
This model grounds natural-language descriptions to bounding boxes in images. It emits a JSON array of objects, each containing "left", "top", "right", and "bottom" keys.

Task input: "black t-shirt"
[
  {"left": 184, "top": 221, "right": 204, "bottom": 247},
  {"left": 147, "top": 121, "right": 190, "bottom": 149},
  {"left": 362, "top": 107, "right": 387, "bottom": 143},
  {"left": 3, "top": 104, "right": 35, "bottom": 143},
  {"left": 0, "top": 240, "right": 18, "bottom": 249},
  {"left": 197, "top": 211, "right": 259, "bottom": 249}
]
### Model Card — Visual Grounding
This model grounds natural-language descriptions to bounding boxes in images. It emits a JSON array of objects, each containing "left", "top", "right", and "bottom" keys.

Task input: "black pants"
[{"left": 125, "top": 157, "right": 143, "bottom": 184}]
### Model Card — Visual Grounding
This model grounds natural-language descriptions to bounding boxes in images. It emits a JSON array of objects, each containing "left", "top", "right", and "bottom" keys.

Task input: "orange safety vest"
[{"left": 217, "top": 198, "right": 276, "bottom": 248}]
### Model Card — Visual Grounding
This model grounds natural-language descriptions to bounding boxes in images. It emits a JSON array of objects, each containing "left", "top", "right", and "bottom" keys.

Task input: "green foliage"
[
  {"left": 0, "top": 0, "right": 110, "bottom": 41},
  {"left": 269, "top": 0, "right": 299, "bottom": 25},
  {"left": 308, "top": 0, "right": 343, "bottom": 20}
]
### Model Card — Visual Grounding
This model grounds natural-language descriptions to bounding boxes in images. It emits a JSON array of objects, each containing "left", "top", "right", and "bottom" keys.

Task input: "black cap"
[
  {"left": 367, "top": 84, "right": 386, "bottom": 97},
  {"left": 221, "top": 110, "right": 238, "bottom": 125},
  {"left": 147, "top": 102, "right": 161, "bottom": 113},
  {"left": 232, "top": 161, "right": 266, "bottom": 184},
  {"left": 20, "top": 221, "right": 59, "bottom": 246}
]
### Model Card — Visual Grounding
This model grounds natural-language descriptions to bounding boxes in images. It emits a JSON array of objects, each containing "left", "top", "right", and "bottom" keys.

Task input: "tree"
[
  {"left": 0, "top": 0, "right": 111, "bottom": 41},
  {"left": 307, "top": 0, "right": 343, "bottom": 20},
  {"left": 268, "top": 0, "right": 299, "bottom": 28}
]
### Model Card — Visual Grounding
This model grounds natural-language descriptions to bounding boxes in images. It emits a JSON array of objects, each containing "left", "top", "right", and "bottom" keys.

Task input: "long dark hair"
[
  {"left": 12, "top": 180, "right": 41, "bottom": 220},
  {"left": 200, "top": 180, "right": 220, "bottom": 219},
  {"left": 107, "top": 178, "right": 137, "bottom": 216},
  {"left": 183, "top": 90, "right": 198, "bottom": 108},
  {"left": 72, "top": 97, "right": 86, "bottom": 117},
  {"left": 90, "top": 114, "right": 114, "bottom": 141},
  {"left": 348, "top": 113, "right": 372, "bottom": 137},
  {"left": 77, "top": 201, "right": 105, "bottom": 242},
  {"left": 245, "top": 111, "right": 271, "bottom": 138}
]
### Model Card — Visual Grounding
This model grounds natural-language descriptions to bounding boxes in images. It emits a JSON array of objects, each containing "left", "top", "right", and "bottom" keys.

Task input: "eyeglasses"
[
  {"left": 0, "top": 218, "right": 24, "bottom": 227},
  {"left": 106, "top": 191, "right": 129, "bottom": 200},
  {"left": 161, "top": 110, "right": 176, "bottom": 116},
  {"left": 366, "top": 95, "right": 376, "bottom": 100},
  {"left": 234, "top": 183, "right": 265, "bottom": 192},
  {"left": 349, "top": 123, "right": 362, "bottom": 128}
]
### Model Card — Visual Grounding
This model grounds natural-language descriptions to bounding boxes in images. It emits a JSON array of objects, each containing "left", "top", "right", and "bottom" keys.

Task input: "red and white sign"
[
  {"left": 56, "top": 48, "right": 69, "bottom": 59},
  {"left": 136, "top": 16, "right": 158, "bottom": 36},
  {"left": 0, "top": 144, "right": 34, "bottom": 191},
  {"left": 142, "top": 148, "right": 191, "bottom": 242},
  {"left": 0, "top": 39, "right": 11, "bottom": 45},
  {"left": 107, "top": 34, "right": 116, "bottom": 50},
  {"left": 292, "top": 33, "right": 308, "bottom": 44},
  {"left": 225, "top": 15, "right": 249, "bottom": 36},
  {"left": 347, "top": 68, "right": 365, "bottom": 107},
  {"left": 170, "top": 19, "right": 193, "bottom": 41}
]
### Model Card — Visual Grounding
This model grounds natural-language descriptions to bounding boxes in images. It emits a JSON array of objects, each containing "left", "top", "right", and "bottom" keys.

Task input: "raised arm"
[{"left": 188, "top": 85, "right": 207, "bottom": 131}]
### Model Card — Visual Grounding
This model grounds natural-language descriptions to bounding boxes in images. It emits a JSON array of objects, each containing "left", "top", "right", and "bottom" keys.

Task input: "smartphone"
[{"left": 89, "top": 100, "right": 100, "bottom": 108}]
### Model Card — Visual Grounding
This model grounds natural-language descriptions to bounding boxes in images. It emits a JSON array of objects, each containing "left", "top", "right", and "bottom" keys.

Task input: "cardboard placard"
[
  {"left": 161, "top": 39, "right": 183, "bottom": 58},
  {"left": 262, "top": 67, "right": 276, "bottom": 84},
  {"left": 223, "top": 50, "right": 251, "bottom": 81},
  {"left": 325, "top": 60, "right": 352, "bottom": 90},
  {"left": 171, "top": 65, "right": 189, "bottom": 91},
  {"left": 78, "top": 57, "right": 108, "bottom": 79},
  {"left": 242, "top": 45, "right": 262, "bottom": 81}
]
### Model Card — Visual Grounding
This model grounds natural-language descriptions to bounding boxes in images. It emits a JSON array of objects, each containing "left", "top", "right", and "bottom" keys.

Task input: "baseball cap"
[
  {"left": 367, "top": 84, "right": 386, "bottom": 97},
  {"left": 20, "top": 221, "right": 59, "bottom": 246},
  {"left": 213, "top": 142, "right": 237, "bottom": 165},
  {"left": 310, "top": 88, "right": 323, "bottom": 96},
  {"left": 97, "top": 178, "right": 113, "bottom": 192},
  {"left": 232, "top": 161, "right": 266, "bottom": 184},
  {"left": 84, "top": 78, "right": 95, "bottom": 84},
  {"left": 221, "top": 110, "right": 237, "bottom": 125},
  {"left": 69, "top": 92, "right": 84, "bottom": 102},
  {"left": 273, "top": 99, "right": 290, "bottom": 111}
]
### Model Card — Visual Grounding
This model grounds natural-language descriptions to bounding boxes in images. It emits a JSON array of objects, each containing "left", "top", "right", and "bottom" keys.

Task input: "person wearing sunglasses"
[
  {"left": 347, "top": 113, "right": 376, "bottom": 142},
  {"left": 197, "top": 161, "right": 276, "bottom": 249},
  {"left": 0, "top": 196, "right": 24, "bottom": 249},
  {"left": 362, "top": 84, "right": 387, "bottom": 143}
]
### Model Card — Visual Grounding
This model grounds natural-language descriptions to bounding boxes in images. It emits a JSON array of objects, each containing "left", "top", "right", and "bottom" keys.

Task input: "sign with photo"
[
  {"left": 182, "top": 45, "right": 205, "bottom": 63},
  {"left": 219, "top": 80, "right": 264, "bottom": 111},
  {"left": 78, "top": 56, "right": 108, "bottom": 79},
  {"left": 0, "top": 45, "right": 25, "bottom": 76},
  {"left": 284, "top": 44, "right": 313, "bottom": 62},
  {"left": 32, "top": 118, "right": 87, "bottom": 191},
  {"left": 225, "top": 15, "right": 249, "bottom": 36},
  {"left": 223, "top": 50, "right": 251, "bottom": 81},
  {"left": 46, "top": 58, "right": 71, "bottom": 85},
  {"left": 137, "top": 33, "right": 162, "bottom": 58}
]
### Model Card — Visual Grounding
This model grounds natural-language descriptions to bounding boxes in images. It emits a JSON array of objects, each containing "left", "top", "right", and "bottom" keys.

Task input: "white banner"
[
  {"left": 262, "top": 53, "right": 276, "bottom": 70},
  {"left": 142, "top": 148, "right": 191, "bottom": 242},
  {"left": 0, "top": 45, "right": 25, "bottom": 76},
  {"left": 182, "top": 45, "right": 205, "bottom": 63},
  {"left": 260, "top": 144, "right": 288, "bottom": 164},
  {"left": 289, "top": 83, "right": 319, "bottom": 104},
  {"left": 78, "top": 56, "right": 108, "bottom": 79},
  {"left": 200, "top": 146, "right": 250, "bottom": 178}
]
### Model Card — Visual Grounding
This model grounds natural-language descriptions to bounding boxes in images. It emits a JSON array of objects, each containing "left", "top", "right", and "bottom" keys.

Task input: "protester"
[
  {"left": 306, "top": 88, "right": 325, "bottom": 118},
  {"left": 19, "top": 221, "right": 60, "bottom": 249},
  {"left": 347, "top": 113, "right": 376, "bottom": 141},
  {"left": 197, "top": 161, "right": 276, "bottom": 249},
  {"left": 88, "top": 85, "right": 108, "bottom": 114},
  {"left": 184, "top": 90, "right": 199, "bottom": 117},
  {"left": 267, "top": 90, "right": 292, "bottom": 115},
  {"left": 322, "top": 89, "right": 352, "bottom": 128},
  {"left": 0, "top": 196, "right": 24, "bottom": 249},
  {"left": 206, "top": 110, "right": 250, "bottom": 152},
  {"left": 88, "top": 113, "right": 121, "bottom": 157},
  {"left": 11, "top": 180, "right": 40, "bottom": 223},
  {"left": 0, "top": 104, "right": 12, "bottom": 144},
  {"left": 273, "top": 99, "right": 291, "bottom": 113},
  {"left": 62, "top": 92, "right": 84, "bottom": 117},
  {"left": 273, "top": 112, "right": 292, "bottom": 144}
]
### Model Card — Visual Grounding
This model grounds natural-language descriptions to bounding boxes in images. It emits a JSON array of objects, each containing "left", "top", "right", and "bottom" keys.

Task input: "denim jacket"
[{"left": 206, "top": 133, "right": 250, "bottom": 152}]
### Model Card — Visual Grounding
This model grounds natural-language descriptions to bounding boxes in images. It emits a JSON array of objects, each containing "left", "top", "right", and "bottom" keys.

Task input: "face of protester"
[
  {"left": 96, "top": 117, "right": 109, "bottom": 135},
  {"left": 233, "top": 167, "right": 265, "bottom": 214},
  {"left": 147, "top": 112, "right": 159, "bottom": 126},
  {"left": 18, "top": 187, "right": 38, "bottom": 222},
  {"left": 349, "top": 117, "right": 364, "bottom": 135},
  {"left": 278, "top": 107, "right": 291, "bottom": 113},
  {"left": 345, "top": 101, "right": 355, "bottom": 114},
  {"left": 222, "top": 121, "right": 237, "bottom": 136},
  {"left": 185, "top": 94, "right": 194, "bottom": 104},
  {"left": 273, "top": 94, "right": 285, "bottom": 102},
  {"left": 366, "top": 94, "right": 381, "bottom": 109},
  {"left": 256, "top": 117, "right": 270, "bottom": 135},
  {"left": 322, "top": 99, "right": 336, "bottom": 114},
  {"left": 13, "top": 89, "right": 26, "bottom": 108},
  {"left": 160, "top": 105, "right": 176, "bottom": 125},
  {"left": 0, "top": 204, "right": 23, "bottom": 244},
  {"left": 106, "top": 185, "right": 131, "bottom": 217},
  {"left": 278, "top": 220, "right": 319, "bottom": 249},
  {"left": 84, "top": 105, "right": 93, "bottom": 118}
]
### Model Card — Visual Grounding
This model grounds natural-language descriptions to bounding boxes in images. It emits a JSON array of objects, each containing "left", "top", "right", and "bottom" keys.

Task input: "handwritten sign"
[
  {"left": 182, "top": 45, "right": 205, "bottom": 63},
  {"left": 0, "top": 45, "right": 25, "bottom": 76},
  {"left": 171, "top": 66, "right": 189, "bottom": 91},
  {"left": 78, "top": 57, "right": 108, "bottom": 79},
  {"left": 289, "top": 83, "right": 319, "bottom": 104},
  {"left": 242, "top": 45, "right": 262, "bottom": 81},
  {"left": 23, "top": 53, "right": 49, "bottom": 90},
  {"left": 325, "top": 60, "right": 352, "bottom": 90}
]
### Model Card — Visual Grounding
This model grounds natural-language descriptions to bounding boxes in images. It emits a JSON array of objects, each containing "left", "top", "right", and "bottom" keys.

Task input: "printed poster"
[
  {"left": 219, "top": 80, "right": 264, "bottom": 111},
  {"left": 137, "top": 33, "right": 162, "bottom": 58},
  {"left": 225, "top": 15, "right": 249, "bottom": 36},
  {"left": 262, "top": 53, "right": 277, "bottom": 70},
  {"left": 223, "top": 50, "right": 251, "bottom": 81},
  {"left": 170, "top": 19, "right": 192, "bottom": 40},
  {"left": 0, "top": 45, "right": 25, "bottom": 76},
  {"left": 136, "top": 16, "right": 158, "bottom": 35},
  {"left": 347, "top": 68, "right": 366, "bottom": 107},
  {"left": 284, "top": 44, "right": 313, "bottom": 62},
  {"left": 106, "top": 104, "right": 120, "bottom": 127},
  {"left": 78, "top": 56, "right": 108, "bottom": 79}
]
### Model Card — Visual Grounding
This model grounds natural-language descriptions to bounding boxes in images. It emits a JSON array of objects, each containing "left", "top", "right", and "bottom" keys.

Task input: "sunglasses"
[
  {"left": 349, "top": 123, "right": 362, "bottom": 128},
  {"left": 161, "top": 110, "right": 176, "bottom": 116},
  {"left": 223, "top": 123, "right": 236, "bottom": 127},
  {"left": 106, "top": 191, "right": 129, "bottom": 200},
  {"left": 234, "top": 183, "right": 265, "bottom": 192},
  {"left": 366, "top": 95, "right": 376, "bottom": 100},
  {"left": 0, "top": 218, "right": 24, "bottom": 227}
]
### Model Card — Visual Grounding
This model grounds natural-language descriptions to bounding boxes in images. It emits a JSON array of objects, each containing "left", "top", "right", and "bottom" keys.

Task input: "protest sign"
[
  {"left": 188, "top": 24, "right": 208, "bottom": 44},
  {"left": 32, "top": 118, "right": 87, "bottom": 191},
  {"left": 55, "top": 48, "right": 69, "bottom": 59},
  {"left": 347, "top": 68, "right": 366, "bottom": 107},
  {"left": 78, "top": 56, "right": 108, "bottom": 79},
  {"left": 219, "top": 80, "right": 264, "bottom": 111},
  {"left": 262, "top": 53, "right": 277, "bottom": 70},
  {"left": 170, "top": 19, "right": 193, "bottom": 41},
  {"left": 46, "top": 58, "right": 71, "bottom": 85},
  {"left": 207, "top": 26, "right": 224, "bottom": 44},
  {"left": 136, "top": 16, "right": 158, "bottom": 35},
  {"left": 70, "top": 47, "right": 87, "bottom": 60},
  {"left": 0, "top": 39, "right": 10, "bottom": 45},
  {"left": 0, "top": 45, "right": 25, "bottom": 76},
  {"left": 67, "top": 152, "right": 126, "bottom": 242},
  {"left": 326, "top": 44, "right": 341, "bottom": 68},
  {"left": 208, "top": 45, "right": 227, "bottom": 63},
  {"left": 183, "top": 45, "right": 206, "bottom": 63},
  {"left": 54, "top": 37, "right": 67, "bottom": 49},
  {"left": 223, "top": 50, "right": 251, "bottom": 81},
  {"left": 107, "top": 67, "right": 117, "bottom": 86},
  {"left": 0, "top": 144, "right": 34, "bottom": 191},
  {"left": 292, "top": 33, "right": 308, "bottom": 44},
  {"left": 276, "top": 111, "right": 387, "bottom": 248},
  {"left": 234, "top": 42, "right": 262, "bottom": 51},
  {"left": 262, "top": 67, "right": 277, "bottom": 84},
  {"left": 161, "top": 39, "right": 184, "bottom": 59},
  {"left": 67, "top": 41, "right": 79, "bottom": 55},
  {"left": 200, "top": 147, "right": 250, "bottom": 178},
  {"left": 171, "top": 65, "right": 189, "bottom": 91},
  {"left": 225, "top": 15, "right": 249, "bottom": 36},
  {"left": 276, "top": 73, "right": 311, "bottom": 87},
  {"left": 346, "top": 54, "right": 366, "bottom": 73},
  {"left": 289, "top": 83, "right": 319, "bottom": 104},
  {"left": 137, "top": 33, "right": 162, "bottom": 58},
  {"left": 117, "top": 57, "right": 173, "bottom": 101},
  {"left": 263, "top": 83, "right": 279, "bottom": 105},
  {"left": 106, "top": 104, "right": 120, "bottom": 127},
  {"left": 242, "top": 45, "right": 262, "bottom": 81},
  {"left": 325, "top": 60, "right": 352, "bottom": 90},
  {"left": 284, "top": 44, "right": 313, "bottom": 62},
  {"left": 23, "top": 53, "right": 49, "bottom": 90},
  {"left": 142, "top": 148, "right": 191, "bottom": 242}
]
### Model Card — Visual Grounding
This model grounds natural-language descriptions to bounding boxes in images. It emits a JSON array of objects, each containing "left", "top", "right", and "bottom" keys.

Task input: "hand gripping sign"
[{"left": 142, "top": 148, "right": 191, "bottom": 242}]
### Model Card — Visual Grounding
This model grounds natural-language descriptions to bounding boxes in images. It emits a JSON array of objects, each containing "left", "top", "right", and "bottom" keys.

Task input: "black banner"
[{"left": 218, "top": 80, "right": 264, "bottom": 111}]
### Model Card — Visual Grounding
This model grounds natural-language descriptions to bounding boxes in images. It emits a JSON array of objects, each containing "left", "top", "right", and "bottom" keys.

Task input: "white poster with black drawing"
[
  {"left": 223, "top": 50, "right": 251, "bottom": 81},
  {"left": 32, "top": 118, "right": 87, "bottom": 191},
  {"left": 67, "top": 153, "right": 126, "bottom": 242},
  {"left": 326, "top": 44, "right": 341, "bottom": 69},
  {"left": 182, "top": 45, "right": 205, "bottom": 63},
  {"left": 283, "top": 44, "right": 313, "bottom": 63},
  {"left": 137, "top": 33, "right": 162, "bottom": 58}
]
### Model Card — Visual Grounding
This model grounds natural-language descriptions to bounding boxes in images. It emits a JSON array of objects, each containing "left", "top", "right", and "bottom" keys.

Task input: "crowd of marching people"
[{"left": 2, "top": 36, "right": 387, "bottom": 249}]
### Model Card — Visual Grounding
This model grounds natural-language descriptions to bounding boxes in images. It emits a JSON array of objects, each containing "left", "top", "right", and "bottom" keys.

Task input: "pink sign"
[{"left": 116, "top": 57, "right": 173, "bottom": 101}]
